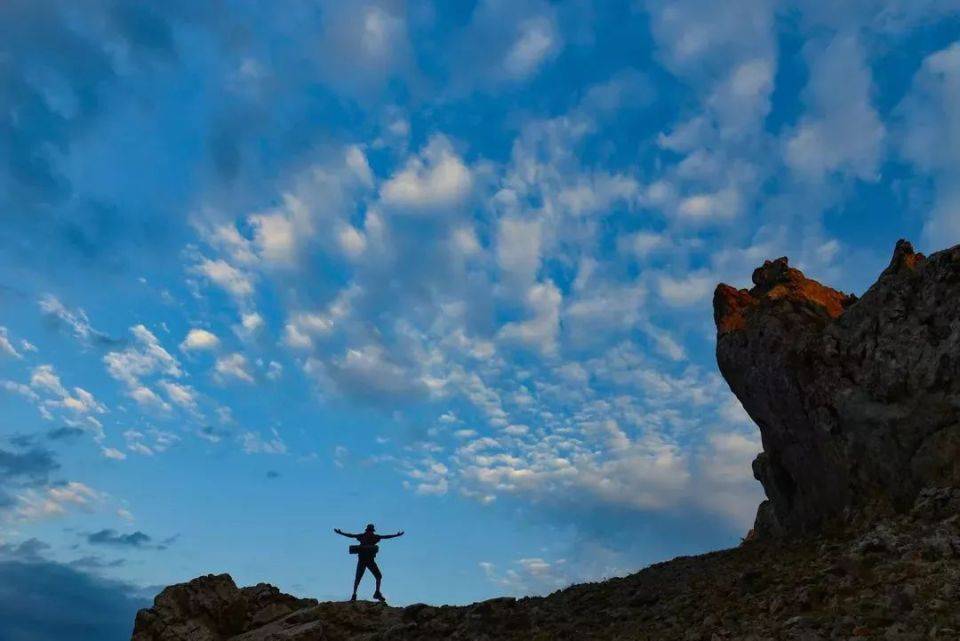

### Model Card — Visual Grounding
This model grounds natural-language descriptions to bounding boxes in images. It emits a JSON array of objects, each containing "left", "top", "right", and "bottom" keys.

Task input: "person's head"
[{"left": 365, "top": 523, "right": 375, "bottom": 532}]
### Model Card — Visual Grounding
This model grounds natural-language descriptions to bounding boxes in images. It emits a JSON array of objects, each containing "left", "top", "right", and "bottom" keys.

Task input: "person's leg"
[
  {"left": 369, "top": 560, "right": 383, "bottom": 599},
  {"left": 352, "top": 558, "right": 366, "bottom": 600}
]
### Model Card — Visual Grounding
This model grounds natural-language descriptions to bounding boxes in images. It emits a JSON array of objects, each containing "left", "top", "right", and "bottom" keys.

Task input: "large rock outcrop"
[
  {"left": 132, "top": 574, "right": 319, "bottom": 641},
  {"left": 715, "top": 240, "right": 960, "bottom": 537}
]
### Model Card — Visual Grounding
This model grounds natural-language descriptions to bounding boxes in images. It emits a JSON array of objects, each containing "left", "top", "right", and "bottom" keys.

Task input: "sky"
[{"left": 1, "top": 1, "right": 959, "bottom": 638}]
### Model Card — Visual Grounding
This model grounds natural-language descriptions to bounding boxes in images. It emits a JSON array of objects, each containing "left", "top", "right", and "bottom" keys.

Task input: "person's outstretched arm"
[
  {"left": 379, "top": 530, "right": 404, "bottom": 539},
  {"left": 334, "top": 528, "right": 360, "bottom": 538}
]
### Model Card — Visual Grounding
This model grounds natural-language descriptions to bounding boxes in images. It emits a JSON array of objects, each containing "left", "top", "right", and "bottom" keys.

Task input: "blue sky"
[{"left": 1, "top": 0, "right": 959, "bottom": 637}]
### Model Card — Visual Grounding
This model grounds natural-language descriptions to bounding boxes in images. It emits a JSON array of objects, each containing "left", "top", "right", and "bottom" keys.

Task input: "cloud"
[
  {"left": 86, "top": 529, "right": 152, "bottom": 548},
  {"left": 0, "top": 327, "right": 22, "bottom": 358},
  {"left": 157, "top": 380, "right": 198, "bottom": 411},
  {"left": 192, "top": 258, "right": 255, "bottom": 301},
  {"left": 784, "top": 34, "right": 885, "bottom": 182},
  {"left": 179, "top": 328, "right": 220, "bottom": 352},
  {"left": 123, "top": 429, "right": 179, "bottom": 457},
  {"left": 1, "top": 380, "right": 40, "bottom": 403},
  {"left": 503, "top": 17, "right": 561, "bottom": 80},
  {"left": 29, "top": 365, "right": 107, "bottom": 418},
  {"left": 104, "top": 325, "right": 183, "bottom": 411},
  {"left": 101, "top": 447, "right": 126, "bottom": 461},
  {"left": 38, "top": 295, "right": 113, "bottom": 345},
  {"left": 15, "top": 481, "right": 103, "bottom": 522},
  {"left": 234, "top": 312, "right": 265, "bottom": 340},
  {"left": 898, "top": 41, "right": 960, "bottom": 246},
  {"left": 496, "top": 218, "right": 542, "bottom": 290},
  {"left": 0, "top": 447, "right": 60, "bottom": 508},
  {"left": 312, "top": 1, "right": 412, "bottom": 98},
  {"left": 380, "top": 136, "right": 473, "bottom": 211},
  {"left": 655, "top": 271, "right": 716, "bottom": 307},
  {"left": 0, "top": 541, "right": 148, "bottom": 641},
  {"left": 497, "top": 282, "right": 562, "bottom": 356},
  {"left": 46, "top": 426, "right": 85, "bottom": 441},
  {"left": 480, "top": 557, "right": 571, "bottom": 596},
  {"left": 308, "top": 344, "right": 432, "bottom": 403},
  {"left": 240, "top": 429, "right": 287, "bottom": 455},
  {"left": 104, "top": 326, "right": 181, "bottom": 387},
  {"left": 214, "top": 352, "right": 254, "bottom": 384},
  {"left": 447, "top": 0, "right": 563, "bottom": 92}
]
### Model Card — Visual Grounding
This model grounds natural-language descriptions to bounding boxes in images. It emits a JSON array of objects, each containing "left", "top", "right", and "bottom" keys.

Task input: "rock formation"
[
  {"left": 714, "top": 240, "right": 960, "bottom": 536},
  {"left": 132, "top": 574, "right": 319, "bottom": 641}
]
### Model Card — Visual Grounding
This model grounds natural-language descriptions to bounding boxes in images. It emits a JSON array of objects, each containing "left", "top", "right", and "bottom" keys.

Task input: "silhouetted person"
[{"left": 334, "top": 523, "right": 404, "bottom": 602}]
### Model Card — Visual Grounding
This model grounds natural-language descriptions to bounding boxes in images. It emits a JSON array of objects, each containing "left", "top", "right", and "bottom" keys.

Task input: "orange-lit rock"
[{"left": 715, "top": 240, "right": 960, "bottom": 537}]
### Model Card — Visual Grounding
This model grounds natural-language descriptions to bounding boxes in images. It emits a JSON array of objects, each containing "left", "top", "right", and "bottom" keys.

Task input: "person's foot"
[
  {"left": 350, "top": 594, "right": 357, "bottom": 602},
  {"left": 373, "top": 591, "right": 386, "bottom": 602}
]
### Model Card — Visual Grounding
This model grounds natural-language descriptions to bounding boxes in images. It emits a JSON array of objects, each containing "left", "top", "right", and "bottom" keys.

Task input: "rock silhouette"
[
  {"left": 715, "top": 240, "right": 960, "bottom": 537},
  {"left": 132, "top": 240, "right": 960, "bottom": 640}
]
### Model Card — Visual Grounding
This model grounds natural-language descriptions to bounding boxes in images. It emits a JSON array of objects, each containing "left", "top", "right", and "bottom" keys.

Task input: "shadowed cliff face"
[{"left": 715, "top": 240, "right": 960, "bottom": 536}]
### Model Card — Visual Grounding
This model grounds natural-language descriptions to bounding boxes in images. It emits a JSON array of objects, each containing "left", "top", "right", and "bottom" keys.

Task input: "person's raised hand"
[
  {"left": 397, "top": 530, "right": 404, "bottom": 536},
  {"left": 334, "top": 528, "right": 342, "bottom": 534}
]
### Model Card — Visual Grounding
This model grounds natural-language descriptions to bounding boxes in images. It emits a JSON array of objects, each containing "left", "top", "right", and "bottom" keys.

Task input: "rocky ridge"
[{"left": 133, "top": 240, "right": 960, "bottom": 641}]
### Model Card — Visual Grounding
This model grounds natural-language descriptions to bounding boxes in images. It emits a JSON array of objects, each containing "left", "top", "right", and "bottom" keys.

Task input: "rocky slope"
[
  {"left": 133, "top": 240, "right": 960, "bottom": 641},
  {"left": 132, "top": 490, "right": 960, "bottom": 641}
]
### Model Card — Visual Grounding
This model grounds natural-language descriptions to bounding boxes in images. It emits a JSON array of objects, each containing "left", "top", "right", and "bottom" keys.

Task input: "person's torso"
[{"left": 357, "top": 532, "right": 381, "bottom": 545}]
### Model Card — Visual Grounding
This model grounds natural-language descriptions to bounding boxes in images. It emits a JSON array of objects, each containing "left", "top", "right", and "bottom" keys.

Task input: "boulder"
[{"left": 133, "top": 574, "right": 317, "bottom": 641}]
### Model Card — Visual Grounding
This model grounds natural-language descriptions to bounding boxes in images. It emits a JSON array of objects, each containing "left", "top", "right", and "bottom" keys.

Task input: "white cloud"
[
  {"left": 101, "top": 447, "right": 127, "bottom": 461},
  {"left": 158, "top": 380, "right": 199, "bottom": 411},
  {"left": 266, "top": 361, "right": 283, "bottom": 380},
  {"left": 313, "top": 1, "right": 411, "bottom": 97},
  {"left": 104, "top": 325, "right": 181, "bottom": 388},
  {"left": 498, "top": 282, "right": 562, "bottom": 356},
  {"left": 380, "top": 135, "right": 473, "bottom": 211},
  {"left": 403, "top": 458, "right": 450, "bottom": 496},
  {"left": 337, "top": 224, "right": 367, "bottom": 258},
  {"left": 1, "top": 380, "right": 39, "bottom": 402},
  {"left": 38, "top": 294, "right": 109, "bottom": 344},
  {"left": 124, "top": 429, "right": 179, "bottom": 456},
  {"left": 345, "top": 145, "right": 374, "bottom": 187},
  {"left": 28, "top": 365, "right": 106, "bottom": 416},
  {"left": 215, "top": 353, "right": 254, "bottom": 384},
  {"left": 282, "top": 286, "right": 359, "bottom": 350},
  {"left": 248, "top": 209, "right": 297, "bottom": 267},
  {"left": 15, "top": 482, "right": 103, "bottom": 522},
  {"left": 241, "top": 428, "right": 287, "bottom": 455},
  {"left": 311, "top": 344, "right": 430, "bottom": 401},
  {"left": 675, "top": 187, "right": 741, "bottom": 223},
  {"left": 496, "top": 217, "right": 542, "bottom": 289},
  {"left": 481, "top": 557, "right": 571, "bottom": 596},
  {"left": 503, "top": 17, "right": 560, "bottom": 80},
  {"left": 785, "top": 34, "right": 885, "bottom": 182},
  {"left": 128, "top": 386, "right": 171, "bottom": 412},
  {"left": 898, "top": 42, "right": 960, "bottom": 246},
  {"left": 619, "top": 232, "right": 669, "bottom": 260},
  {"left": 694, "top": 430, "right": 763, "bottom": 524},
  {"left": 180, "top": 328, "right": 220, "bottom": 352},
  {"left": 193, "top": 258, "right": 255, "bottom": 300},
  {"left": 655, "top": 271, "right": 715, "bottom": 307},
  {"left": 0, "top": 327, "right": 21, "bottom": 358}
]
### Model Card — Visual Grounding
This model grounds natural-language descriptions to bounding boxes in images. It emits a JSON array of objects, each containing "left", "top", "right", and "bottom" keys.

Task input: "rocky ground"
[
  {"left": 132, "top": 488, "right": 960, "bottom": 641},
  {"left": 133, "top": 241, "right": 960, "bottom": 640}
]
